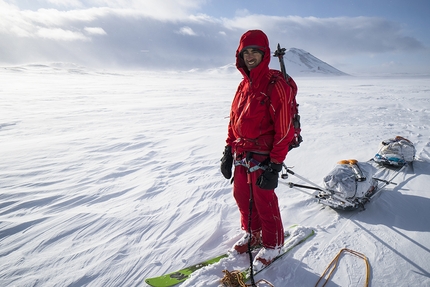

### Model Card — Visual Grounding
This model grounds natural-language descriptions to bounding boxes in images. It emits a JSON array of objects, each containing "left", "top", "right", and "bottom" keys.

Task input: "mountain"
[
  {"left": 278, "top": 48, "right": 349, "bottom": 76},
  {"left": 208, "top": 48, "right": 349, "bottom": 76}
]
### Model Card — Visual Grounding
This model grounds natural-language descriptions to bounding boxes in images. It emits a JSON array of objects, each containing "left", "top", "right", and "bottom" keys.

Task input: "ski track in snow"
[{"left": 0, "top": 66, "right": 429, "bottom": 287}]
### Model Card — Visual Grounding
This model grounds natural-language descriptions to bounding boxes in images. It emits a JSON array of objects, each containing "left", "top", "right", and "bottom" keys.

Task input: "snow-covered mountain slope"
[
  {"left": 281, "top": 48, "right": 349, "bottom": 76},
  {"left": 0, "top": 65, "right": 429, "bottom": 287}
]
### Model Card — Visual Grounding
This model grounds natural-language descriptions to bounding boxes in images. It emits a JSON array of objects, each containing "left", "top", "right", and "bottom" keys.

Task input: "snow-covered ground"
[{"left": 1, "top": 65, "right": 429, "bottom": 287}]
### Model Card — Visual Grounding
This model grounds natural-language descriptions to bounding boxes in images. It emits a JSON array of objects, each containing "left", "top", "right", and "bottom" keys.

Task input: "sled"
[{"left": 282, "top": 136, "right": 415, "bottom": 211}]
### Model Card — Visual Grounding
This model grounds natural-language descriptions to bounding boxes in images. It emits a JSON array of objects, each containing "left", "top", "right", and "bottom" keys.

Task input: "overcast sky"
[{"left": 1, "top": 0, "right": 429, "bottom": 74}]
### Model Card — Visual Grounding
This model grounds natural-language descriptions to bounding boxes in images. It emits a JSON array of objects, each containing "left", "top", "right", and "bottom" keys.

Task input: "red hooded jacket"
[{"left": 226, "top": 30, "right": 297, "bottom": 163}]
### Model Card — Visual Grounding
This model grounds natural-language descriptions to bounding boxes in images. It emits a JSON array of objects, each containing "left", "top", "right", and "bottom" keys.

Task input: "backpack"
[
  {"left": 266, "top": 70, "right": 302, "bottom": 151},
  {"left": 323, "top": 159, "right": 377, "bottom": 200},
  {"left": 373, "top": 136, "right": 415, "bottom": 166}
]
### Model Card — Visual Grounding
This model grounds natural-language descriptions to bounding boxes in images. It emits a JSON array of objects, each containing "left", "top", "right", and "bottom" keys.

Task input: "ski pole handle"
[{"left": 273, "top": 43, "right": 290, "bottom": 81}]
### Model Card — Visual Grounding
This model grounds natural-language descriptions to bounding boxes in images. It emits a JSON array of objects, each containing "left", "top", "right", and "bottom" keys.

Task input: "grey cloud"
[
  {"left": 0, "top": 4, "right": 427, "bottom": 71},
  {"left": 224, "top": 15, "right": 425, "bottom": 55}
]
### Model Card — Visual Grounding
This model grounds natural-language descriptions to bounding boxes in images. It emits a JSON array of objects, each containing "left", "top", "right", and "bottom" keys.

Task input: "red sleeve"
[
  {"left": 225, "top": 81, "right": 244, "bottom": 149},
  {"left": 226, "top": 112, "right": 236, "bottom": 147}
]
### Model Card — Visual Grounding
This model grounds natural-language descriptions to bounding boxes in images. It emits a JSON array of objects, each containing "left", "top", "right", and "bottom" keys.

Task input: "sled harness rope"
[
  {"left": 315, "top": 248, "right": 370, "bottom": 287},
  {"left": 221, "top": 270, "right": 274, "bottom": 287}
]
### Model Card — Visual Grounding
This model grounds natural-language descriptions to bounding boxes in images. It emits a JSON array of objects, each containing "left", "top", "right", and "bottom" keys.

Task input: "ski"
[
  {"left": 243, "top": 225, "right": 315, "bottom": 280},
  {"left": 145, "top": 225, "right": 311, "bottom": 287},
  {"left": 145, "top": 253, "right": 229, "bottom": 287}
]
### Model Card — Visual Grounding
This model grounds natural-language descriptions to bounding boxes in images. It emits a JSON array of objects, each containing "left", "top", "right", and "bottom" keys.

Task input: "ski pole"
[
  {"left": 282, "top": 164, "right": 326, "bottom": 191},
  {"left": 279, "top": 181, "right": 316, "bottom": 197},
  {"left": 287, "top": 182, "right": 323, "bottom": 191},
  {"left": 245, "top": 154, "right": 257, "bottom": 287},
  {"left": 373, "top": 178, "right": 398, "bottom": 185},
  {"left": 273, "top": 43, "right": 290, "bottom": 81},
  {"left": 371, "top": 163, "right": 407, "bottom": 198},
  {"left": 282, "top": 164, "right": 355, "bottom": 207}
]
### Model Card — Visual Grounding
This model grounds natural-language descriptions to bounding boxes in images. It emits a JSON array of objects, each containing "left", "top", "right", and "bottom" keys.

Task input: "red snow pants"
[{"left": 233, "top": 153, "right": 284, "bottom": 249}]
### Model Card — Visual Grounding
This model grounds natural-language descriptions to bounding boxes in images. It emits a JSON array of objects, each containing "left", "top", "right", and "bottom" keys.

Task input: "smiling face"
[{"left": 241, "top": 48, "right": 263, "bottom": 71}]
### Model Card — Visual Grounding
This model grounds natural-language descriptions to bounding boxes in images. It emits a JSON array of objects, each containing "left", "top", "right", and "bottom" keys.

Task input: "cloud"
[
  {"left": 177, "top": 26, "right": 197, "bottom": 36},
  {"left": 0, "top": 0, "right": 427, "bottom": 73},
  {"left": 37, "top": 27, "right": 89, "bottom": 41},
  {"left": 45, "top": 0, "right": 84, "bottom": 8},
  {"left": 80, "top": 0, "right": 206, "bottom": 21},
  {"left": 84, "top": 26, "right": 106, "bottom": 35},
  {"left": 222, "top": 15, "right": 425, "bottom": 55}
]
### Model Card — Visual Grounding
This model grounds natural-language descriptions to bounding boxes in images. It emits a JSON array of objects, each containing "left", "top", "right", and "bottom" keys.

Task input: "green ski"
[
  {"left": 145, "top": 225, "right": 314, "bottom": 287},
  {"left": 145, "top": 253, "right": 229, "bottom": 287}
]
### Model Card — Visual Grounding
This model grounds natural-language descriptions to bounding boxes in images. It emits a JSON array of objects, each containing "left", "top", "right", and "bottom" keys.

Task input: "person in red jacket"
[{"left": 220, "top": 30, "right": 297, "bottom": 268}]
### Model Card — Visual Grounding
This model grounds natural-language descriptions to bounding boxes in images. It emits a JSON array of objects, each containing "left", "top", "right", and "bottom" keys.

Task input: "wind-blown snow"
[{"left": 0, "top": 65, "right": 429, "bottom": 287}]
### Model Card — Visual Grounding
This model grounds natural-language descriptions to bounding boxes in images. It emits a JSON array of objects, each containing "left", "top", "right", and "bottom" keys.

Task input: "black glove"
[
  {"left": 220, "top": 145, "right": 233, "bottom": 179},
  {"left": 256, "top": 162, "right": 282, "bottom": 190}
]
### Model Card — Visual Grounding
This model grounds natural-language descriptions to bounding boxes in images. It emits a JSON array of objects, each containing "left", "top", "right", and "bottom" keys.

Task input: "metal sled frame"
[{"left": 281, "top": 162, "right": 409, "bottom": 211}]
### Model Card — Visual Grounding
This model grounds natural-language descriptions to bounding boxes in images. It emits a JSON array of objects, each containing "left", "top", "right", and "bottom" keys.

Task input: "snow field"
[{"left": 0, "top": 66, "right": 429, "bottom": 286}]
